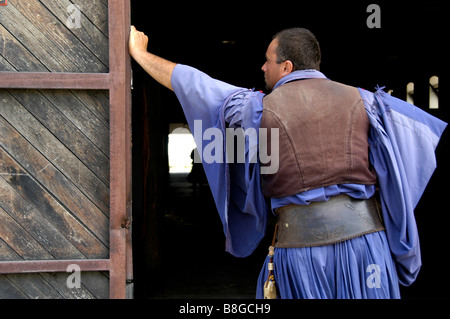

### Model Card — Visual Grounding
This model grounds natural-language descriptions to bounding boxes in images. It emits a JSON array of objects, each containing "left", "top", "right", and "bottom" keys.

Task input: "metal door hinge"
[{"left": 121, "top": 217, "right": 132, "bottom": 229}]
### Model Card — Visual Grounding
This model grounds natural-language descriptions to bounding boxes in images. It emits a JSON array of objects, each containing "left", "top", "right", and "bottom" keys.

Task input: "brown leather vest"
[{"left": 260, "top": 78, "right": 377, "bottom": 197}]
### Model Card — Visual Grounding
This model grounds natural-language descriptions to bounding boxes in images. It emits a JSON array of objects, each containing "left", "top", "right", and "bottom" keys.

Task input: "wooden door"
[{"left": 0, "top": 0, "right": 132, "bottom": 299}]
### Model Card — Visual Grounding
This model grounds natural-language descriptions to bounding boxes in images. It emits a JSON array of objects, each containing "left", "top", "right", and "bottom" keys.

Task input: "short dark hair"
[{"left": 273, "top": 28, "right": 321, "bottom": 71}]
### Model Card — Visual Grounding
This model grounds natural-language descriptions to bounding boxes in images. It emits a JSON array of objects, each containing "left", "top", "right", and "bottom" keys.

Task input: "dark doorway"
[{"left": 130, "top": 1, "right": 449, "bottom": 299}]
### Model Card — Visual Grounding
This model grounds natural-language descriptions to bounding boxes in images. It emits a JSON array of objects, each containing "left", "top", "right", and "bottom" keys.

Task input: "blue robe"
[{"left": 171, "top": 64, "right": 447, "bottom": 298}]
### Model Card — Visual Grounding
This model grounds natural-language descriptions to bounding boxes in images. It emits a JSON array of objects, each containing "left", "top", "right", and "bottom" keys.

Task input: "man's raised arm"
[{"left": 129, "top": 26, "right": 176, "bottom": 91}]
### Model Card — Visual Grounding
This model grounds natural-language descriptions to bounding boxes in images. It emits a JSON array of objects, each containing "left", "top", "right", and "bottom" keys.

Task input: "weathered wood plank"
[
  {"left": 0, "top": 176, "right": 86, "bottom": 260},
  {"left": 0, "top": 275, "right": 29, "bottom": 299},
  {"left": 9, "top": 89, "right": 110, "bottom": 185},
  {"left": 0, "top": 237, "right": 21, "bottom": 261},
  {"left": 71, "top": 0, "right": 109, "bottom": 35},
  {"left": 0, "top": 147, "right": 109, "bottom": 259},
  {"left": 71, "top": 90, "right": 109, "bottom": 127},
  {"left": 0, "top": 243, "right": 69, "bottom": 299},
  {"left": 0, "top": 4, "right": 81, "bottom": 72},
  {"left": 17, "top": 0, "right": 107, "bottom": 71},
  {"left": 0, "top": 242, "right": 63, "bottom": 299},
  {"left": 0, "top": 207, "right": 53, "bottom": 260},
  {"left": 77, "top": 271, "right": 109, "bottom": 299},
  {"left": 0, "top": 24, "right": 49, "bottom": 72},
  {"left": 0, "top": 90, "right": 110, "bottom": 213},
  {"left": 39, "top": 89, "right": 110, "bottom": 159},
  {"left": 0, "top": 243, "right": 108, "bottom": 299},
  {"left": 40, "top": 272, "right": 96, "bottom": 299},
  {"left": 2, "top": 271, "right": 109, "bottom": 299},
  {"left": 4, "top": 273, "right": 64, "bottom": 299},
  {"left": 0, "top": 115, "right": 110, "bottom": 246},
  {"left": 1, "top": 0, "right": 107, "bottom": 72},
  {"left": 99, "top": 0, "right": 108, "bottom": 8},
  {"left": 0, "top": 55, "right": 16, "bottom": 72},
  {"left": 39, "top": 0, "right": 109, "bottom": 65}
]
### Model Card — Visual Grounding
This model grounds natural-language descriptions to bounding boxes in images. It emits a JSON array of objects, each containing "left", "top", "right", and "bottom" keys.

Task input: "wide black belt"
[{"left": 275, "top": 195, "right": 385, "bottom": 248}]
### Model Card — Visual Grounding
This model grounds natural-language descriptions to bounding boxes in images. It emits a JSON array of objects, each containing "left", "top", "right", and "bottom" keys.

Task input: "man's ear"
[{"left": 282, "top": 60, "right": 294, "bottom": 76}]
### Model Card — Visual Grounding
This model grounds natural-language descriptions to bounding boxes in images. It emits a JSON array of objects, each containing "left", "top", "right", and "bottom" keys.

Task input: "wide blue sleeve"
[
  {"left": 171, "top": 64, "right": 269, "bottom": 257},
  {"left": 359, "top": 88, "right": 447, "bottom": 286}
]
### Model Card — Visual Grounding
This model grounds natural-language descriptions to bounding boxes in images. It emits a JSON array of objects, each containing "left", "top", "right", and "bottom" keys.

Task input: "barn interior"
[{"left": 129, "top": 0, "right": 449, "bottom": 299}]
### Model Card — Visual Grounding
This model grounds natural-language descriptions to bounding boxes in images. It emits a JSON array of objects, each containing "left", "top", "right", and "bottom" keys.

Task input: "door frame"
[{"left": 0, "top": 0, "right": 132, "bottom": 299}]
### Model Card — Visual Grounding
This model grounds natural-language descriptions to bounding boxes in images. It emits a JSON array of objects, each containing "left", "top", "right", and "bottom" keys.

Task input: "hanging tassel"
[
  {"left": 264, "top": 246, "right": 277, "bottom": 299},
  {"left": 264, "top": 225, "right": 278, "bottom": 299}
]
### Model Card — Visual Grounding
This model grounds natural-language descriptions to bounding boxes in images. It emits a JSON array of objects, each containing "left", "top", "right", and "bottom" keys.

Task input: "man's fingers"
[
  {"left": 129, "top": 26, "right": 149, "bottom": 56},
  {"left": 130, "top": 26, "right": 147, "bottom": 41}
]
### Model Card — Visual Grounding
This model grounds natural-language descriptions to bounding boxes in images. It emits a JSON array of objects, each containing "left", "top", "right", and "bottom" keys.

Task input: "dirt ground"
[{"left": 148, "top": 172, "right": 273, "bottom": 299}]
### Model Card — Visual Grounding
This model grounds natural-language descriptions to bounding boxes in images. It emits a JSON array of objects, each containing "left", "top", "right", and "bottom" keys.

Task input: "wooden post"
[{"left": 108, "top": 0, "right": 132, "bottom": 299}]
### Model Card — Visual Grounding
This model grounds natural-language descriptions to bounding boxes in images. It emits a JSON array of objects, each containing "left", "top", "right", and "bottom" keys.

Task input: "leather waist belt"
[{"left": 275, "top": 195, "right": 385, "bottom": 248}]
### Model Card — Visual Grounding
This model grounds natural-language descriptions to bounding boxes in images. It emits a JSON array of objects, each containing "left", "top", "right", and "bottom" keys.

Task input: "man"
[{"left": 129, "top": 26, "right": 446, "bottom": 298}]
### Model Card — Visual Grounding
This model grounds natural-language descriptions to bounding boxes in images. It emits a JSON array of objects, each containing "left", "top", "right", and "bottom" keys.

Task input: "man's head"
[{"left": 261, "top": 28, "right": 322, "bottom": 90}]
